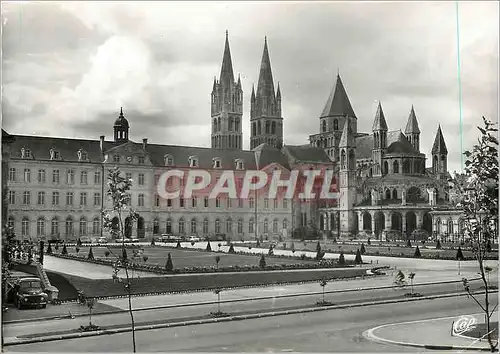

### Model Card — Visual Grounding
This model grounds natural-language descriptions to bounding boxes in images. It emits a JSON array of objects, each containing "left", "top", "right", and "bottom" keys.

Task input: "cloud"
[{"left": 1, "top": 1, "right": 498, "bottom": 175}]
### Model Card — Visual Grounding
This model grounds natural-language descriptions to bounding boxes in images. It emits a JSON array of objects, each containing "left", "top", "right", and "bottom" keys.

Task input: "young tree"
[
  {"left": 406, "top": 239, "right": 411, "bottom": 248},
  {"left": 259, "top": 254, "right": 266, "bottom": 268},
  {"left": 291, "top": 242, "right": 295, "bottom": 253},
  {"left": 165, "top": 253, "right": 173, "bottom": 271},
  {"left": 268, "top": 245, "right": 274, "bottom": 256},
  {"left": 319, "top": 278, "right": 328, "bottom": 304},
  {"left": 367, "top": 238, "right": 371, "bottom": 246},
  {"left": 451, "top": 117, "right": 499, "bottom": 352},
  {"left": 101, "top": 167, "right": 139, "bottom": 352},
  {"left": 150, "top": 238, "right": 155, "bottom": 246},
  {"left": 316, "top": 241, "right": 321, "bottom": 252},
  {"left": 456, "top": 246, "right": 465, "bottom": 275},
  {"left": 104, "top": 250, "right": 110, "bottom": 258},
  {"left": 215, "top": 255, "right": 221, "bottom": 270},
  {"left": 338, "top": 251, "right": 345, "bottom": 265},
  {"left": 176, "top": 241, "right": 181, "bottom": 249},
  {"left": 414, "top": 246, "right": 421, "bottom": 258},
  {"left": 408, "top": 272, "right": 415, "bottom": 295}
]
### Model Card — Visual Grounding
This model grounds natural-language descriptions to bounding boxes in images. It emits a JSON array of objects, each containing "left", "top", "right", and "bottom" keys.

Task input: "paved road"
[
  {"left": 4, "top": 296, "right": 491, "bottom": 352},
  {"left": 3, "top": 279, "right": 490, "bottom": 340}
]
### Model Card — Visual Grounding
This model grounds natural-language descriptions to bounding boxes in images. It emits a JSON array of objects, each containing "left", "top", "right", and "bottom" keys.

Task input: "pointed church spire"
[
  {"left": 237, "top": 73, "right": 241, "bottom": 87},
  {"left": 276, "top": 82, "right": 281, "bottom": 99},
  {"left": 256, "top": 36, "right": 275, "bottom": 99},
  {"left": 405, "top": 105, "right": 420, "bottom": 134},
  {"left": 340, "top": 119, "right": 355, "bottom": 147},
  {"left": 372, "top": 101, "right": 388, "bottom": 131},
  {"left": 320, "top": 73, "right": 356, "bottom": 118},
  {"left": 212, "top": 76, "right": 217, "bottom": 91},
  {"left": 219, "top": 30, "right": 234, "bottom": 86},
  {"left": 251, "top": 84, "right": 256, "bottom": 101},
  {"left": 431, "top": 125, "right": 448, "bottom": 154},
  {"left": 120, "top": 107, "right": 123, "bottom": 116}
]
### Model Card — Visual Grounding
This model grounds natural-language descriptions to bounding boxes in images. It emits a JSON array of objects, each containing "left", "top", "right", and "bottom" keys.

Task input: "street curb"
[
  {"left": 3, "top": 290, "right": 493, "bottom": 346},
  {"left": 362, "top": 318, "right": 493, "bottom": 352},
  {"left": 3, "top": 277, "right": 482, "bottom": 325}
]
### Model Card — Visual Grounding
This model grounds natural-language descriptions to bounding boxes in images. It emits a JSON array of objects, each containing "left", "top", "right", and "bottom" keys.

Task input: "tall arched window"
[
  {"left": 79, "top": 217, "right": 87, "bottom": 236},
  {"left": 283, "top": 219, "right": 288, "bottom": 230},
  {"left": 447, "top": 219, "right": 453, "bottom": 235},
  {"left": 272, "top": 121, "right": 276, "bottom": 134},
  {"left": 215, "top": 219, "right": 221, "bottom": 234},
  {"left": 93, "top": 218, "right": 100, "bottom": 235},
  {"left": 179, "top": 218, "right": 185, "bottom": 234},
  {"left": 348, "top": 149, "right": 355, "bottom": 170},
  {"left": 393, "top": 160, "right": 399, "bottom": 174},
  {"left": 37, "top": 217, "right": 45, "bottom": 236},
  {"left": 249, "top": 218, "right": 254, "bottom": 233},
  {"left": 257, "top": 121, "right": 261, "bottom": 135},
  {"left": 322, "top": 120, "right": 326, "bottom": 132},
  {"left": 191, "top": 218, "right": 197, "bottom": 234},
  {"left": 252, "top": 122, "right": 256, "bottom": 136},
  {"left": 66, "top": 217, "right": 73, "bottom": 237},
  {"left": 153, "top": 219, "right": 160, "bottom": 234},
  {"left": 51, "top": 217, "right": 59, "bottom": 236},
  {"left": 392, "top": 189, "right": 398, "bottom": 199},
  {"left": 273, "top": 219, "right": 278, "bottom": 233},
  {"left": 226, "top": 219, "right": 232, "bottom": 234},
  {"left": 203, "top": 219, "right": 209, "bottom": 234},
  {"left": 403, "top": 159, "right": 410, "bottom": 173},
  {"left": 341, "top": 150, "right": 346, "bottom": 169},
  {"left": 384, "top": 161, "right": 389, "bottom": 175},
  {"left": 22, "top": 217, "right": 30, "bottom": 236},
  {"left": 166, "top": 218, "right": 172, "bottom": 234},
  {"left": 333, "top": 119, "right": 338, "bottom": 130},
  {"left": 237, "top": 219, "right": 243, "bottom": 234},
  {"left": 385, "top": 189, "right": 391, "bottom": 199},
  {"left": 265, "top": 121, "right": 270, "bottom": 134},
  {"left": 263, "top": 219, "right": 269, "bottom": 234}
]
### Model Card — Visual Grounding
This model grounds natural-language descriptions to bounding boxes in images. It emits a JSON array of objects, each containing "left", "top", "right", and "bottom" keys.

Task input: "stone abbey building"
[{"left": 3, "top": 32, "right": 464, "bottom": 242}]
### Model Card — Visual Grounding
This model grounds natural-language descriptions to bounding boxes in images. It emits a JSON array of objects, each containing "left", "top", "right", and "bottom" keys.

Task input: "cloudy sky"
[{"left": 2, "top": 1, "right": 498, "bottom": 172}]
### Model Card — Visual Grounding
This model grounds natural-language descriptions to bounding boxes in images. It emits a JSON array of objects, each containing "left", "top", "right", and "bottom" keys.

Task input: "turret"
[
  {"left": 405, "top": 105, "right": 421, "bottom": 152},
  {"left": 431, "top": 125, "right": 448, "bottom": 179},
  {"left": 338, "top": 119, "right": 357, "bottom": 237},
  {"left": 113, "top": 107, "right": 129, "bottom": 143},
  {"left": 372, "top": 101, "right": 388, "bottom": 175}
]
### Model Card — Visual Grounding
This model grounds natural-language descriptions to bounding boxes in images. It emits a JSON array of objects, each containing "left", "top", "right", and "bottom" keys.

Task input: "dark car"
[{"left": 13, "top": 277, "right": 48, "bottom": 309}]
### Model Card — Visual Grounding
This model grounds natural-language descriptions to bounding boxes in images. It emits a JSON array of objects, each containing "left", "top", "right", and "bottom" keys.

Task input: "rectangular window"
[
  {"left": 249, "top": 220, "right": 254, "bottom": 233},
  {"left": 94, "top": 171, "right": 101, "bottom": 184},
  {"left": 113, "top": 155, "right": 120, "bottom": 163},
  {"left": 249, "top": 197, "right": 254, "bottom": 208},
  {"left": 204, "top": 196, "right": 209, "bottom": 208},
  {"left": 238, "top": 198, "right": 243, "bottom": 208},
  {"left": 216, "top": 197, "right": 220, "bottom": 208},
  {"left": 66, "top": 192, "right": 73, "bottom": 206},
  {"left": 8, "top": 168, "right": 16, "bottom": 182},
  {"left": 264, "top": 198, "right": 269, "bottom": 209},
  {"left": 24, "top": 169, "right": 31, "bottom": 183},
  {"left": 38, "top": 169, "right": 46, "bottom": 183},
  {"left": 37, "top": 191, "right": 45, "bottom": 205},
  {"left": 138, "top": 156, "right": 145, "bottom": 164},
  {"left": 273, "top": 199, "right": 278, "bottom": 209},
  {"left": 81, "top": 171, "right": 88, "bottom": 185},
  {"left": 94, "top": 193, "right": 101, "bottom": 206},
  {"left": 227, "top": 198, "right": 231, "bottom": 208},
  {"left": 167, "top": 199, "right": 172, "bottom": 207},
  {"left": 52, "top": 170, "right": 60, "bottom": 184},
  {"left": 179, "top": 198, "right": 184, "bottom": 208},
  {"left": 80, "top": 192, "right": 87, "bottom": 206},
  {"left": 8, "top": 191, "right": 15, "bottom": 204},
  {"left": 138, "top": 173, "right": 145, "bottom": 186},
  {"left": 52, "top": 192, "right": 59, "bottom": 206},
  {"left": 67, "top": 169, "right": 75, "bottom": 184},
  {"left": 283, "top": 199, "right": 288, "bottom": 209},
  {"left": 23, "top": 191, "right": 31, "bottom": 205},
  {"left": 138, "top": 194, "right": 144, "bottom": 207},
  {"left": 192, "top": 197, "right": 197, "bottom": 208},
  {"left": 155, "top": 194, "right": 160, "bottom": 207},
  {"left": 126, "top": 172, "right": 132, "bottom": 182}
]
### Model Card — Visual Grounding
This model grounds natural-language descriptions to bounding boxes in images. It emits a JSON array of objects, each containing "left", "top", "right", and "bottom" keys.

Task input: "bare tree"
[
  {"left": 451, "top": 117, "right": 498, "bottom": 352},
  {"left": 101, "top": 167, "right": 139, "bottom": 352}
]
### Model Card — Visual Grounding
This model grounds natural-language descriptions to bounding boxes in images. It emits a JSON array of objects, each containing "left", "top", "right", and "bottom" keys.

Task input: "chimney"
[
  {"left": 100, "top": 136, "right": 105, "bottom": 153},
  {"left": 142, "top": 138, "right": 148, "bottom": 149}
]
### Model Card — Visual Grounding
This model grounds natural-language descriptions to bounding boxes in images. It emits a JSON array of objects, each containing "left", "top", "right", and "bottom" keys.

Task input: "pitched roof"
[
  {"left": 386, "top": 132, "right": 421, "bottom": 156},
  {"left": 114, "top": 108, "right": 129, "bottom": 128},
  {"left": 256, "top": 37, "right": 275, "bottom": 99},
  {"left": 431, "top": 125, "right": 448, "bottom": 154},
  {"left": 339, "top": 119, "right": 355, "bottom": 147},
  {"left": 405, "top": 105, "right": 420, "bottom": 134},
  {"left": 355, "top": 130, "right": 404, "bottom": 159},
  {"left": 320, "top": 74, "right": 356, "bottom": 118},
  {"left": 219, "top": 30, "right": 235, "bottom": 87},
  {"left": 282, "top": 145, "right": 332, "bottom": 164},
  {"left": 372, "top": 101, "right": 388, "bottom": 131},
  {"left": 253, "top": 143, "right": 290, "bottom": 170}
]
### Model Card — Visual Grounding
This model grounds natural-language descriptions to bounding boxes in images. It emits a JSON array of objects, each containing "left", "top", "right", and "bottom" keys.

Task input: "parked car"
[
  {"left": 188, "top": 236, "right": 201, "bottom": 242},
  {"left": 79, "top": 236, "right": 92, "bottom": 243},
  {"left": 97, "top": 237, "right": 108, "bottom": 244},
  {"left": 160, "top": 234, "right": 182, "bottom": 242},
  {"left": 13, "top": 277, "right": 48, "bottom": 309},
  {"left": 129, "top": 237, "right": 140, "bottom": 243}
]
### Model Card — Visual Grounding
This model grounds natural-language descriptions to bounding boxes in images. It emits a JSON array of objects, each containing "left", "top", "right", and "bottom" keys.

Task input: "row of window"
[
  {"left": 153, "top": 195, "right": 289, "bottom": 209},
  {"left": 19, "top": 148, "right": 89, "bottom": 161},
  {"left": 7, "top": 216, "right": 99, "bottom": 237},
  {"left": 8, "top": 168, "right": 104, "bottom": 185},
  {"left": 153, "top": 217, "right": 289, "bottom": 235},
  {"left": 9, "top": 191, "right": 101, "bottom": 207}
]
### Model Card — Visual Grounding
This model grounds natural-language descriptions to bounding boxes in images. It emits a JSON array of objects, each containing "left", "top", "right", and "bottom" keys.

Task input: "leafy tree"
[
  {"left": 259, "top": 254, "right": 266, "bottom": 268},
  {"left": 436, "top": 239, "right": 442, "bottom": 249},
  {"left": 46, "top": 243, "right": 53, "bottom": 255},
  {"left": 451, "top": 117, "right": 499, "bottom": 352},
  {"left": 268, "top": 245, "right": 274, "bottom": 256},
  {"left": 87, "top": 247, "right": 95, "bottom": 260},
  {"left": 354, "top": 249, "right": 362, "bottom": 264},
  {"left": 414, "top": 246, "right": 421, "bottom": 258},
  {"left": 360, "top": 243, "right": 366, "bottom": 254},
  {"left": 206, "top": 242, "right": 212, "bottom": 252},
  {"left": 315, "top": 246, "right": 325, "bottom": 261},
  {"left": 406, "top": 239, "right": 411, "bottom": 248},
  {"left": 101, "top": 167, "right": 139, "bottom": 352},
  {"left": 54, "top": 243, "right": 59, "bottom": 251},
  {"left": 338, "top": 251, "right": 345, "bottom": 265},
  {"left": 165, "top": 253, "right": 173, "bottom": 271},
  {"left": 62, "top": 244, "right": 68, "bottom": 255},
  {"left": 394, "top": 270, "right": 405, "bottom": 287}
]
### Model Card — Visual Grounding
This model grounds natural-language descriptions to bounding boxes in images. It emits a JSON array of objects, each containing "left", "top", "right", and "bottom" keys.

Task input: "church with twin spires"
[{"left": 3, "top": 31, "right": 465, "bottom": 243}]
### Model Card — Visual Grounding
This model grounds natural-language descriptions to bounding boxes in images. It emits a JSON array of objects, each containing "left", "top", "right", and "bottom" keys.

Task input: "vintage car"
[{"left": 13, "top": 277, "right": 48, "bottom": 309}]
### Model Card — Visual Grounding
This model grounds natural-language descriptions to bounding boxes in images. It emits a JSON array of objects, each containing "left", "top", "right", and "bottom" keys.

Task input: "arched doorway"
[
  {"left": 363, "top": 212, "right": 372, "bottom": 231},
  {"left": 423, "top": 213, "right": 432, "bottom": 234},
  {"left": 374, "top": 212, "right": 385, "bottom": 239},
  {"left": 124, "top": 217, "right": 132, "bottom": 238},
  {"left": 391, "top": 212, "right": 402, "bottom": 231},
  {"left": 137, "top": 217, "right": 145, "bottom": 238},
  {"left": 406, "top": 211, "right": 417, "bottom": 239}
]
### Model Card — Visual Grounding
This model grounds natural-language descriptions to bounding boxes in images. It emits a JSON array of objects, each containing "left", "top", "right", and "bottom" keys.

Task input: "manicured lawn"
[{"left": 60, "top": 246, "right": 312, "bottom": 269}]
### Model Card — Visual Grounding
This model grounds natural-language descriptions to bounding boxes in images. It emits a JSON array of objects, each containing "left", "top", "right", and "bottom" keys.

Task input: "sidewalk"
[{"left": 365, "top": 312, "right": 497, "bottom": 351}]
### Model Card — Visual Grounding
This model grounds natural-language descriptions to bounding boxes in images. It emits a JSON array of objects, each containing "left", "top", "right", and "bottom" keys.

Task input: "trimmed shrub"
[
  {"left": 406, "top": 239, "right": 412, "bottom": 248},
  {"left": 104, "top": 250, "right": 110, "bottom": 257},
  {"left": 122, "top": 248, "right": 128, "bottom": 261},
  {"left": 259, "top": 254, "right": 266, "bottom": 268},
  {"left": 87, "top": 247, "right": 95, "bottom": 260},
  {"left": 355, "top": 249, "right": 362, "bottom": 264},
  {"left": 338, "top": 251, "right": 346, "bottom": 265},
  {"left": 151, "top": 238, "right": 155, "bottom": 246},
  {"left": 46, "top": 243, "right": 53, "bottom": 255},
  {"left": 256, "top": 239, "right": 261, "bottom": 247},
  {"left": 436, "top": 239, "right": 442, "bottom": 249},
  {"left": 414, "top": 246, "right": 421, "bottom": 258},
  {"left": 268, "top": 245, "right": 274, "bottom": 256},
  {"left": 165, "top": 253, "right": 173, "bottom": 271},
  {"left": 61, "top": 244, "right": 68, "bottom": 255},
  {"left": 75, "top": 247, "right": 80, "bottom": 254},
  {"left": 316, "top": 241, "right": 321, "bottom": 252},
  {"left": 360, "top": 243, "right": 366, "bottom": 254},
  {"left": 228, "top": 244, "right": 235, "bottom": 253},
  {"left": 206, "top": 242, "right": 212, "bottom": 252},
  {"left": 456, "top": 246, "right": 464, "bottom": 261},
  {"left": 176, "top": 241, "right": 181, "bottom": 249},
  {"left": 367, "top": 238, "right": 371, "bottom": 246}
]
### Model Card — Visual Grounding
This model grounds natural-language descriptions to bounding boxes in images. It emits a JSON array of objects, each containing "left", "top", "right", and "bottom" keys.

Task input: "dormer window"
[
  {"left": 77, "top": 150, "right": 88, "bottom": 161},
  {"left": 165, "top": 154, "right": 174, "bottom": 166},
  {"left": 21, "top": 147, "right": 32, "bottom": 159},
  {"left": 213, "top": 157, "right": 222, "bottom": 169},
  {"left": 113, "top": 155, "right": 120, "bottom": 163},
  {"left": 50, "top": 148, "right": 60, "bottom": 160},
  {"left": 188, "top": 155, "right": 198, "bottom": 168},
  {"left": 235, "top": 159, "right": 244, "bottom": 170},
  {"left": 138, "top": 156, "right": 145, "bottom": 164}
]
